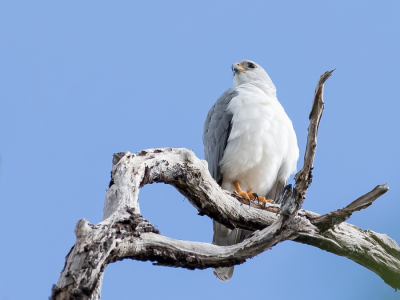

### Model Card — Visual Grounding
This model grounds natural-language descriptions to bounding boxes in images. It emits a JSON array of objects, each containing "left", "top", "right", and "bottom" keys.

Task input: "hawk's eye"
[{"left": 248, "top": 63, "right": 257, "bottom": 69}]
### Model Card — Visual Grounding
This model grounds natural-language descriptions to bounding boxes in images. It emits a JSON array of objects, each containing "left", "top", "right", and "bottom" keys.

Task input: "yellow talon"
[{"left": 247, "top": 190, "right": 256, "bottom": 200}]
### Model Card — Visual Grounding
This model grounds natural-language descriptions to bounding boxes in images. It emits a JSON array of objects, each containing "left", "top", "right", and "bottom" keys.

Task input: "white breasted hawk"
[{"left": 203, "top": 60, "right": 299, "bottom": 281}]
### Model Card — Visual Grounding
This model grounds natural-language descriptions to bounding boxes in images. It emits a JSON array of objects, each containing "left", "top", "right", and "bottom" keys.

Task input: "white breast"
[{"left": 220, "top": 83, "right": 299, "bottom": 196}]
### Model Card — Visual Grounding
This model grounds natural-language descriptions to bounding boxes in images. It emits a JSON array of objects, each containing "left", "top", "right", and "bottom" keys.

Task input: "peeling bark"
[{"left": 50, "top": 71, "right": 399, "bottom": 300}]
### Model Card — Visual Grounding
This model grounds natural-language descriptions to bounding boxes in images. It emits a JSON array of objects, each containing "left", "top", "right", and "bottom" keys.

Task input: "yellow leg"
[{"left": 233, "top": 180, "right": 249, "bottom": 200}]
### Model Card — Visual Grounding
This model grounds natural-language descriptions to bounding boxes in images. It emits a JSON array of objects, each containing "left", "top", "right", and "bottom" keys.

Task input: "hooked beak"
[{"left": 231, "top": 62, "right": 245, "bottom": 74}]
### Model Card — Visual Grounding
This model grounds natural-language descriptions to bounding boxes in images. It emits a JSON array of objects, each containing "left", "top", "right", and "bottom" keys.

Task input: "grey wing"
[
  {"left": 203, "top": 88, "right": 237, "bottom": 184},
  {"left": 203, "top": 88, "right": 248, "bottom": 281}
]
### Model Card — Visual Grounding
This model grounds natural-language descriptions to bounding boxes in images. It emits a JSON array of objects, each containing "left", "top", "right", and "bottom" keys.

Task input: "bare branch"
[
  {"left": 310, "top": 184, "right": 389, "bottom": 232},
  {"left": 293, "top": 69, "right": 334, "bottom": 208},
  {"left": 110, "top": 211, "right": 304, "bottom": 269},
  {"left": 51, "top": 147, "right": 400, "bottom": 300}
]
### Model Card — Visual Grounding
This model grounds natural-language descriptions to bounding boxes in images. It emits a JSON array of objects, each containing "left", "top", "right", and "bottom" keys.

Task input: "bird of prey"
[{"left": 203, "top": 60, "right": 299, "bottom": 281}]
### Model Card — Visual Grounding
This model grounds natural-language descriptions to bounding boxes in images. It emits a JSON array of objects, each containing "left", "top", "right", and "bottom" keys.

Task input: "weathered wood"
[
  {"left": 51, "top": 147, "right": 399, "bottom": 300},
  {"left": 50, "top": 71, "right": 399, "bottom": 300},
  {"left": 296, "top": 222, "right": 400, "bottom": 289},
  {"left": 310, "top": 184, "right": 389, "bottom": 232},
  {"left": 293, "top": 69, "right": 334, "bottom": 210}
]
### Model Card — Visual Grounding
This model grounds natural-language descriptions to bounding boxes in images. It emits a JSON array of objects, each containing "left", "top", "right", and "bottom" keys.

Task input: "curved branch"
[{"left": 51, "top": 147, "right": 399, "bottom": 300}]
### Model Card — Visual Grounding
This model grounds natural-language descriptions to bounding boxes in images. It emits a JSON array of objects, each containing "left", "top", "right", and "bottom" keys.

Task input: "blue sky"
[{"left": 1, "top": 1, "right": 400, "bottom": 299}]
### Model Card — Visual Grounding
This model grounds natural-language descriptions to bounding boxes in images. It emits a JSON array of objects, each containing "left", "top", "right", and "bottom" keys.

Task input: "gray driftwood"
[{"left": 50, "top": 71, "right": 399, "bottom": 300}]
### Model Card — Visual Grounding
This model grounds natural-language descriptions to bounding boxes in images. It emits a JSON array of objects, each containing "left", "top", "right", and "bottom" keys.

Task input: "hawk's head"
[{"left": 232, "top": 60, "right": 275, "bottom": 90}]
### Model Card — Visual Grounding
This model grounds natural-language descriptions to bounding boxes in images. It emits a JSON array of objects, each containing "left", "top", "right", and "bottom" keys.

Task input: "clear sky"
[{"left": 1, "top": 1, "right": 400, "bottom": 299}]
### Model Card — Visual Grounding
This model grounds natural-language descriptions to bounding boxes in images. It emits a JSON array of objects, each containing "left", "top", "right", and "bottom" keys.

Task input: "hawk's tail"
[{"left": 212, "top": 221, "right": 250, "bottom": 281}]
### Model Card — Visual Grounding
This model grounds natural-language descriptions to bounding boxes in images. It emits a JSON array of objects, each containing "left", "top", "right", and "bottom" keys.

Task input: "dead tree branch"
[
  {"left": 50, "top": 71, "right": 399, "bottom": 300},
  {"left": 309, "top": 184, "right": 389, "bottom": 233}
]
